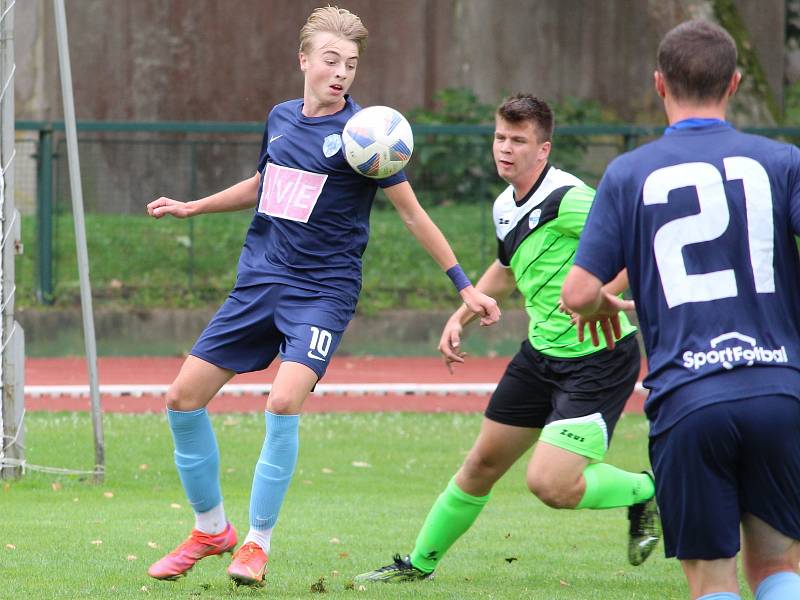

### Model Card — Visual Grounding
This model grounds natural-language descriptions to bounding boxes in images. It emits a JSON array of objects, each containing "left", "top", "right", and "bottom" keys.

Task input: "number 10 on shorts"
[{"left": 307, "top": 326, "right": 332, "bottom": 361}]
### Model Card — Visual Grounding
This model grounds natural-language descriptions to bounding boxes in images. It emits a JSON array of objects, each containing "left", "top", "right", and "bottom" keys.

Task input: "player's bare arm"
[
  {"left": 602, "top": 269, "right": 629, "bottom": 297},
  {"left": 439, "top": 261, "right": 515, "bottom": 372},
  {"left": 561, "top": 265, "right": 633, "bottom": 349},
  {"left": 384, "top": 181, "right": 501, "bottom": 326},
  {"left": 147, "top": 172, "right": 261, "bottom": 219}
]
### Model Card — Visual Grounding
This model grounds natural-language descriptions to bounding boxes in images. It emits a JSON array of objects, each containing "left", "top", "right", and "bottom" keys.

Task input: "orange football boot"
[
  {"left": 227, "top": 541, "right": 269, "bottom": 586},
  {"left": 147, "top": 523, "right": 237, "bottom": 580}
]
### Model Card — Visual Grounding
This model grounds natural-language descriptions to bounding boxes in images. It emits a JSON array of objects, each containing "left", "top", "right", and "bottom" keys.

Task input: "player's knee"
[
  {"left": 165, "top": 383, "right": 200, "bottom": 411},
  {"left": 744, "top": 556, "right": 799, "bottom": 592},
  {"left": 460, "top": 451, "right": 504, "bottom": 486},
  {"left": 526, "top": 471, "right": 575, "bottom": 508},
  {"left": 266, "top": 392, "right": 296, "bottom": 415}
]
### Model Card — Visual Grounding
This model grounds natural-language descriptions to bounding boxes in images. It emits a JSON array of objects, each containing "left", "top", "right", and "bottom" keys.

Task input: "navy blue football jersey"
[
  {"left": 236, "top": 95, "right": 406, "bottom": 308},
  {"left": 574, "top": 122, "right": 800, "bottom": 435}
]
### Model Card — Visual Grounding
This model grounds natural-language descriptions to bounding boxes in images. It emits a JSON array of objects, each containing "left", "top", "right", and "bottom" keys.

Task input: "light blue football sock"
[
  {"left": 249, "top": 411, "right": 300, "bottom": 531},
  {"left": 755, "top": 571, "right": 800, "bottom": 600},
  {"left": 167, "top": 407, "right": 222, "bottom": 514},
  {"left": 697, "top": 593, "right": 740, "bottom": 600}
]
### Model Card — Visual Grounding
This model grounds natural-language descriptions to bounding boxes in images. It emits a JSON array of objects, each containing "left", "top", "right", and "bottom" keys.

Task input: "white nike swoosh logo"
[
  {"left": 269, "top": 135, "right": 283, "bottom": 143},
  {"left": 307, "top": 351, "right": 326, "bottom": 361}
]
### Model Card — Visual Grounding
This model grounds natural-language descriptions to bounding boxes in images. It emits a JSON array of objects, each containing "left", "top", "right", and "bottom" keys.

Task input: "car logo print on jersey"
[
  {"left": 528, "top": 208, "right": 542, "bottom": 229},
  {"left": 323, "top": 133, "right": 343, "bottom": 158}
]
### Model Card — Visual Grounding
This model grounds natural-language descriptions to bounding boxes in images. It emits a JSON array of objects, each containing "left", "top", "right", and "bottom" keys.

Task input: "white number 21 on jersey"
[{"left": 643, "top": 158, "right": 774, "bottom": 308}]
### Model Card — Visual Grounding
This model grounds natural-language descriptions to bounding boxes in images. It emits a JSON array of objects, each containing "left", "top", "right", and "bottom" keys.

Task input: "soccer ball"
[{"left": 342, "top": 106, "right": 414, "bottom": 179}]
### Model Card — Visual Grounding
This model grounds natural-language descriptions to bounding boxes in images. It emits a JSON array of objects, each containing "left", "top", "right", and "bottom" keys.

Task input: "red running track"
[{"left": 25, "top": 356, "right": 647, "bottom": 414}]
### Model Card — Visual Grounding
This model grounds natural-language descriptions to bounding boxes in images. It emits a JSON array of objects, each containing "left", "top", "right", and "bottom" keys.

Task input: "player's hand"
[
  {"left": 557, "top": 297, "right": 580, "bottom": 324},
  {"left": 573, "top": 292, "right": 634, "bottom": 350},
  {"left": 438, "top": 318, "right": 467, "bottom": 374},
  {"left": 459, "top": 287, "right": 501, "bottom": 327},
  {"left": 147, "top": 197, "right": 193, "bottom": 219}
]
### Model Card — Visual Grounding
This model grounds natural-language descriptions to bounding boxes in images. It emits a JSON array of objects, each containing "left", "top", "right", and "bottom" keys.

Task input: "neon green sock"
[
  {"left": 409, "top": 477, "right": 490, "bottom": 573},
  {"left": 576, "top": 463, "right": 654, "bottom": 509}
]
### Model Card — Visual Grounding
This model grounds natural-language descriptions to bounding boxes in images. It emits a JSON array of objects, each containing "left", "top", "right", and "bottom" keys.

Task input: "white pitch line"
[{"left": 24, "top": 382, "right": 648, "bottom": 398}]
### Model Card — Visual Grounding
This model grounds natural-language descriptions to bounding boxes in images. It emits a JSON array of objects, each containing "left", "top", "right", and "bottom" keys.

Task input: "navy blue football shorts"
[
  {"left": 649, "top": 394, "right": 800, "bottom": 560},
  {"left": 191, "top": 283, "right": 353, "bottom": 379}
]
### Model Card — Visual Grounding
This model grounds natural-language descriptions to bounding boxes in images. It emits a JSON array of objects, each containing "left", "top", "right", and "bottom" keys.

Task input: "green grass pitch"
[{"left": 2, "top": 411, "right": 748, "bottom": 599}]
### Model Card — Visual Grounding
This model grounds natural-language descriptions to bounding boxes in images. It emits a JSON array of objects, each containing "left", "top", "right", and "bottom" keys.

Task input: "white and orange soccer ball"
[{"left": 342, "top": 105, "right": 414, "bottom": 179}]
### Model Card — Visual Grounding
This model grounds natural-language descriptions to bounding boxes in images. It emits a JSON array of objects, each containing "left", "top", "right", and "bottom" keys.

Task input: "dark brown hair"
[
  {"left": 657, "top": 20, "right": 737, "bottom": 102},
  {"left": 496, "top": 94, "right": 554, "bottom": 142}
]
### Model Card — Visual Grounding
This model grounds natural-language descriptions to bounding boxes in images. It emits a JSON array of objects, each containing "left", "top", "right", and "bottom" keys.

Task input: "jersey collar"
[
  {"left": 513, "top": 163, "right": 551, "bottom": 207},
  {"left": 664, "top": 118, "right": 729, "bottom": 135},
  {"left": 297, "top": 94, "right": 353, "bottom": 123}
]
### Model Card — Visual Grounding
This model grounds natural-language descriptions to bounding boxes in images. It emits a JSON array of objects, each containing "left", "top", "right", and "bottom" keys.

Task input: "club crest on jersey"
[
  {"left": 528, "top": 209, "right": 542, "bottom": 229},
  {"left": 323, "top": 133, "right": 342, "bottom": 158}
]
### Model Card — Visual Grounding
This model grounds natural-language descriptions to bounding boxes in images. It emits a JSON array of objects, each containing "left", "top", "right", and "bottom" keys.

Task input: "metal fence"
[{"left": 15, "top": 120, "right": 800, "bottom": 310}]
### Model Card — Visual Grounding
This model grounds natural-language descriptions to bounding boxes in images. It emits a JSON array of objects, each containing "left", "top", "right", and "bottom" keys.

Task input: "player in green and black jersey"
[{"left": 355, "top": 94, "right": 660, "bottom": 584}]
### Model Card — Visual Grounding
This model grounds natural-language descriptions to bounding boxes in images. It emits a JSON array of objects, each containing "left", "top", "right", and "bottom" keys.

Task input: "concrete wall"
[
  {"left": 18, "top": 307, "right": 531, "bottom": 358},
  {"left": 16, "top": 0, "right": 786, "bottom": 123}
]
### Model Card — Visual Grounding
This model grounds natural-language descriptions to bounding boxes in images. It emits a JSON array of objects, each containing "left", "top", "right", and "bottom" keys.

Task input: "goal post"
[
  {"left": 0, "top": 0, "right": 25, "bottom": 480},
  {"left": 52, "top": 0, "right": 104, "bottom": 481}
]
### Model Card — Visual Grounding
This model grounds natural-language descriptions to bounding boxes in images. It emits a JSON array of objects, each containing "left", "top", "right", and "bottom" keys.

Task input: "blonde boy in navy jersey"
[{"left": 145, "top": 6, "right": 499, "bottom": 587}]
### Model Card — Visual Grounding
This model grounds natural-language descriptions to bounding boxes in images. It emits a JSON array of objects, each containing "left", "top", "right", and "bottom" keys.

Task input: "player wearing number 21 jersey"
[
  {"left": 576, "top": 119, "right": 800, "bottom": 436},
  {"left": 562, "top": 19, "right": 800, "bottom": 600}
]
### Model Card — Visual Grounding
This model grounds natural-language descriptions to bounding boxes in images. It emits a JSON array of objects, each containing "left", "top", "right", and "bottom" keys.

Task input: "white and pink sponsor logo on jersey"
[{"left": 258, "top": 163, "right": 328, "bottom": 223}]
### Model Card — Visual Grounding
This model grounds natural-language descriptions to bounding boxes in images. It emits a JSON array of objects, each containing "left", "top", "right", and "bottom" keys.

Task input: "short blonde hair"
[{"left": 299, "top": 6, "right": 368, "bottom": 55}]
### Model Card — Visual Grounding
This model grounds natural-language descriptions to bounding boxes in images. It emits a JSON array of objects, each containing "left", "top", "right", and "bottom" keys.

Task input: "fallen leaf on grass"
[
  {"left": 103, "top": 492, "right": 114, "bottom": 498},
  {"left": 147, "top": 542, "right": 159, "bottom": 549},
  {"left": 338, "top": 552, "right": 349, "bottom": 558},
  {"left": 5, "top": 544, "right": 15, "bottom": 550},
  {"left": 225, "top": 467, "right": 236, "bottom": 473},
  {"left": 91, "top": 540, "right": 103, "bottom": 546},
  {"left": 302, "top": 480, "right": 313, "bottom": 485},
  {"left": 170, "top": 503, "right": 181, "bottom": 509},
  {"left": 309, "top": 576, "right": 327, "bottom": 593},
  {"left": 140, "top": 586, "right": 149, "bottom": 593},
  {"left": 127, "top": 555, "right": 138, "bottom": 561},
  {"left": 351, "top": 461, "right": 371, "bottom": 468},
  {"left": 329, "top": 537, "right": 341, "bottom": 544},
  {"left": 73, "top": 497, "right": 79, "bottom": 502},
  {"left": 138, "top": 464, "right": 148, "bottom": 471},
  {"left": 559, "top": 579, "right": 571, "bottom": 586},
  {"left": 51, "top": 482, "right": 62, "bottom": 492},
  {"left": 358, "top": 584, "right": 366, "bottom": 591},
  {"left": 321, "top": 468, "right": 334, "bottom": 474}
]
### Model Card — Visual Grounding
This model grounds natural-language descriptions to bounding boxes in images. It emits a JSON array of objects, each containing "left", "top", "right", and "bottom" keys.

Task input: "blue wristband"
[{"left": 446, "top": 264, "right": 472, "bottom": 292}]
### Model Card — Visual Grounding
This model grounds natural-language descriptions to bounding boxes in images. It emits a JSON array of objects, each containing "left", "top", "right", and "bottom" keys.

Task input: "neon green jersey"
[{"left": 493, "top": 164, "right": 636, "bottom": 358}]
